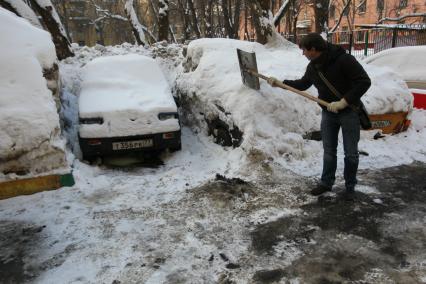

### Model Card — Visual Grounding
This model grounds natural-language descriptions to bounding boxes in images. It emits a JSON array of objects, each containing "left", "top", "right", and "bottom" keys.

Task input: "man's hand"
[
  {"left": 267, "top": 77, "right": 280, "bottom": 87},
  {"left": 327, "top": 98, "right": 348, "bottom": 113}
]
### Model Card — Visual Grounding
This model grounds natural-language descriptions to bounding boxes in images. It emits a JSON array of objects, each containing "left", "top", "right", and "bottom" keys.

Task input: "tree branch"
[{"left": 378, "top": 13, "right": 426, "bottom": 23}]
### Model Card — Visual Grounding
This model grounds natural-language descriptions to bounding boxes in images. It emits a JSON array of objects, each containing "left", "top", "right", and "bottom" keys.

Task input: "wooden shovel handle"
[{"left": 246, "top": 69, "right": 330, "bottom": 108}]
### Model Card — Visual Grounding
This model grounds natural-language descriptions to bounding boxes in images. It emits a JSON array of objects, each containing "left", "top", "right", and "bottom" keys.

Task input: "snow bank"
[
  {"left": 5, "top": 0, "right": 42, "bottom": 28},
  {"left": 79, "top": 54, "right": 179, "bottom": 138},
  {"left": 363, "top": 46, "right": 426, "bottom": 82},
  {"left": 0, "top": 8, "right": 67, "bottom": 179},
  {"left": 176, "top": 38, "right": 413, "bottom": 164}
]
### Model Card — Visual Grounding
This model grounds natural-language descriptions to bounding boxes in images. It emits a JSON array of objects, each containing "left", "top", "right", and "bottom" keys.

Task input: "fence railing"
[
  {"left": 328, "top": 28, "right": 426, "bottom": 58},
  {"left": 283, "top": 27, "right": 426, "bottom": 58}
]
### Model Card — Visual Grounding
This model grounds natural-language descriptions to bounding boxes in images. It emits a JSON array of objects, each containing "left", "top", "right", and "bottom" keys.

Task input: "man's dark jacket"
[{"left": 283, "top": 43, "right": 371, "bottom": 108}]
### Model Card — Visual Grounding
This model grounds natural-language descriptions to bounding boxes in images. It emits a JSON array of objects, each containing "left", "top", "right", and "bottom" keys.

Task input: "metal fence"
[
  {"left": 283, "top": 27, "right": 426, "bottom": 58},
  {"left": 327, "top": 27, "right": 426, "bottom": 58}
]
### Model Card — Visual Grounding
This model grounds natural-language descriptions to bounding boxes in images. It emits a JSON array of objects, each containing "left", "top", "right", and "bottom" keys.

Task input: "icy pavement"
[{"left": 0, "top": 149, "right": 425, "bottom": 283}]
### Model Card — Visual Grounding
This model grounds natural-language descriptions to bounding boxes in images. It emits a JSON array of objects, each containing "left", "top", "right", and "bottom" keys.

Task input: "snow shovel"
[{"left": 236, "top": 48, "right": 330, "bottom": 108}]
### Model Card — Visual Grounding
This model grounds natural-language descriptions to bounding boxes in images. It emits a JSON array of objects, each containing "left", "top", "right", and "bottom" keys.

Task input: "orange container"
[{"left": 369, "top": 112, "right": 410, "bottom": 134}]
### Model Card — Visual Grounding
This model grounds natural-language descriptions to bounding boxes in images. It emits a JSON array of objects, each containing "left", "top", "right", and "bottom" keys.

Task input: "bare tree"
[
  {"left": 314, "top": 0, "right": 330, "bottom": 32},
  {"left": 88, "top": 0, "right": 128, "bottom": 45},
  {"left": 204, "top": 0, "right": 214, "bottom": 37},
  {"left": 221, "top": 0, "right": 242, "bottom": 38},
  {"left": 378, "top": 13, "right": 426, "bottom": 24},
  {"left": 124, "top": 0, "right": 148, "bottom": 45},
  {"left": 273, "top": 0, "right": 290, "bottom": 27},
  {"left": 1, "top": 0, "right": 74, "bottom": 59},
  {"left": 329, "top": 0, "right": 351, "bottom": 32},
  {"left": 187, "top": 0, "right": 201, "bottom": 38},
  {"left": 249, "top": 0, "right": 273, "bottom": 44},
  {"left": 0, "top": 0, "right": 42, "bottom": 28},
  {"left": 27, "top": 0, "right": 74, "bottom": 59},
  {"left": 158, "top": 0, "right": 169, "bottom": 41}
]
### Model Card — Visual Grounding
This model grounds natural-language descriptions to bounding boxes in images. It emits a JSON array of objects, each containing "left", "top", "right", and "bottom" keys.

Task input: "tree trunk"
[
  {"left": 330, "top": 0, "right": 351, "bottom": 33},
  {"left": 28, "top": 0, "right": 74, "bottom": 59},
  {"left": 0, "top": 0, "right": 19, "bottom": 16},
  {"left": 314, "top": 0, "right": 329, "bottom": 33},
  {"left": 124, "top": 0, "right": 147, "bottom": 45},
  {"left": 222, "top": 0, "right": 233, "bottom": 38},
  {"left": 177, "top": 0, "right": 191, "bottom": 40},
  {"left": 250, "top": 0, "right": 273, "bottom": 44},
  {"left": 232, "top": 0, "right": 242, "bottom": 39},
  {"left": 158, "top": 0, "right": 169, "bottom": 41},
  {"left": 273, "top": 0, "right": 290, "bottom": 27},
  {"left": 187, "top": 0, "right": 201, "bottom": 38},
  {"left": 204, "top": 0, "right": 213, "bottom": 37}
]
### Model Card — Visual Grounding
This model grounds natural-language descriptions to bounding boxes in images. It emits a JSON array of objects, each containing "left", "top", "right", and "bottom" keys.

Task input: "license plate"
[{"left": 112, "top": 139, "right": 153, "bottom": 150}]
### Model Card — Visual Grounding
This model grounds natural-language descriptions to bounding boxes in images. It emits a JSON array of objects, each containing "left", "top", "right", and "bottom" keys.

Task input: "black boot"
[{"left": 310, "top": 184, "right": 332, "bottom": 196}]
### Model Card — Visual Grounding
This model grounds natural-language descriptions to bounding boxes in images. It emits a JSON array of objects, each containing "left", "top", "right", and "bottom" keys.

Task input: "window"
[
  {"left": 330, "top": 5, "right": 335, "bottom": 18},
  {"left": 400, "top": 0, "right": 408, "bottom": 8},
  {"left": 358, "top": 0, "right": 367, "bottom": 13}
]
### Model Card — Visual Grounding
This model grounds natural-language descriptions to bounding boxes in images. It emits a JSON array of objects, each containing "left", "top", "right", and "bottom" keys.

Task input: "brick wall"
[{"left": 329, "top": 0, "right": 426, "bottom": 31}]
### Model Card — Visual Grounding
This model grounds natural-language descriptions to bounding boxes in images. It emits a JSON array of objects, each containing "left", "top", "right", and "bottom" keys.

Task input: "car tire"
[
  {"left": 82, "top": 154, "right": 96, "bottom": 164},
  {"left": 169, "top": 144, "right": 182, "bottom": 152}
]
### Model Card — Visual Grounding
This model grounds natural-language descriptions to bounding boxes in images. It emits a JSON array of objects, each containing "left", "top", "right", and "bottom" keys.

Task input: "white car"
[
  {"left": 364, "top": 46, "right": 426, "bottom": 109},
  {"left": 78, "top": 54, "right": 181, "bottom": 161}
]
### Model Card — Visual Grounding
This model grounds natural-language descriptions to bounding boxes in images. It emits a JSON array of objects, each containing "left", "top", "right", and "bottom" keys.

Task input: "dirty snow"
[{"left": 0, "top": 31, "right": 425, "bottom": 283}]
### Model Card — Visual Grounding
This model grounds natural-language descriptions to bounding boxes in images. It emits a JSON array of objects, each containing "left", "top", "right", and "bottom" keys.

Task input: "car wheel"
[
  {"left": 82, "top": 154, "right": 96, "bottom": 164},
  {"left": 169, "top": 144, "right": 182, "bottom": 152}
]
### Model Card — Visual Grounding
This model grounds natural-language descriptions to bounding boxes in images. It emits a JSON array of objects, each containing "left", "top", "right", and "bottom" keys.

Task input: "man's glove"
[
  {"left": 327, "top": 98, "right": 348, "bottom": 113},
  {"left": 267, "top": 77, "right": 280, "bottom": 87}
]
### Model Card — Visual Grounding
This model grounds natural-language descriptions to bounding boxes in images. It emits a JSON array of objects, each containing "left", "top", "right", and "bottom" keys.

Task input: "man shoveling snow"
[{"left": 267, "top": 33, "right": 371, "bottom": 201}]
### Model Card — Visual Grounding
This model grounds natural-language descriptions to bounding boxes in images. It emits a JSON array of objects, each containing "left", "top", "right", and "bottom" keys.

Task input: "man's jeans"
[{"left": 320, "top": 109, "right": 360, "bottom": 191}]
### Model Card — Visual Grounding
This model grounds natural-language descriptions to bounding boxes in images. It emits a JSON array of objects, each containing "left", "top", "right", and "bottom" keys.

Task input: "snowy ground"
[{"left": 1, "top": 42, "right": 426, "bottom": 283}]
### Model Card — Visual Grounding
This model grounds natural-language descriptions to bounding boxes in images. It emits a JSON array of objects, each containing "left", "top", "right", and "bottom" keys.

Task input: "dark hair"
[{"left": 298, "top": 33, "right": 327, "bottom": 51}]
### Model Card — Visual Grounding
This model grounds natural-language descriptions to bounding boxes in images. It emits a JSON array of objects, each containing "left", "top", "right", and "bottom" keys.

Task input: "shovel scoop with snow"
[{"left": 236, "top": 48, "right": 330, "bottom": 108}]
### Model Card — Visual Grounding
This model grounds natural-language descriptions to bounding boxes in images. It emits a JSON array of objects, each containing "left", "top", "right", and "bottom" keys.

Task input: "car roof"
[{"left": 79, "top": 54, "right": 176, "bottom": 115}]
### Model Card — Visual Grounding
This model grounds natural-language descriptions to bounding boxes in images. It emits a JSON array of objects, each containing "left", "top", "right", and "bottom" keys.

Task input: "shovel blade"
[{"left": 237, "top": 48, "right": 260, "bottom": 90}]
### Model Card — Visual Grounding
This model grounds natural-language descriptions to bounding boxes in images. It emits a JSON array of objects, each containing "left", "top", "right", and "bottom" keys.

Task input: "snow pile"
[
  {"left": 0, "top": 8, "right": 67, "bottom": 179},
  {"left": 79, "top": 54, "right": 179, "bottom": 138},
  {"left": 4, "top": 0, "right": 42, "bottom": 28},
  {"left": 363, "top": 46, "right": 426, "bottom": 82},
  {"left": 176, "top": 38, "right": 414, "bottom": 166}
]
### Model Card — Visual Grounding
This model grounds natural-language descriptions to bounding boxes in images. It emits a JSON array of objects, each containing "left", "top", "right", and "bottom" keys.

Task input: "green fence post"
[
  {"left": 392, "top": 28, "right": 398, "bottom": 47},
  {"left": 349, "top": 32, "right": 353, "bottom": 55},
  {"left": 364, "top": 30, "right": 369, "bottom": 56}
]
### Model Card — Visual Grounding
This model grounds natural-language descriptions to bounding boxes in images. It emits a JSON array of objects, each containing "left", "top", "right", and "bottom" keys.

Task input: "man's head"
[{"left": 299, "top": 33, "right": 327, "bottom": 61}]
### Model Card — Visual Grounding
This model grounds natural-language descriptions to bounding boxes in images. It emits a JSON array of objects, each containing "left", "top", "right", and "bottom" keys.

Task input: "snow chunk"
[
  {"left": 0, "top": 8, "right": 67, "bottom": 179},
  {"left": 364, "top": 46, "right": 426, "bottom": 82},
  {"left": 0, "top": 8, "right": 56, "bottom": 68}
]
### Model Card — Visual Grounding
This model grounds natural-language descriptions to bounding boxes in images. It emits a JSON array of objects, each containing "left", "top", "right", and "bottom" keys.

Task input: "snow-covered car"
[
  {"left": 78, "top": 54, "right": 181, "bottom": 160},
  {"left": 363, "top": 46, "right": 426, "bottom": 109}
]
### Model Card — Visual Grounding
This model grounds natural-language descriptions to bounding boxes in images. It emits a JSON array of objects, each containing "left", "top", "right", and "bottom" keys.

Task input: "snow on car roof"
[
  {"left": 79, "top": 54, "right": 176, "bottom": 116},
  {"left": 363, "top": 46, "right": 426, "bottom": 82}
]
